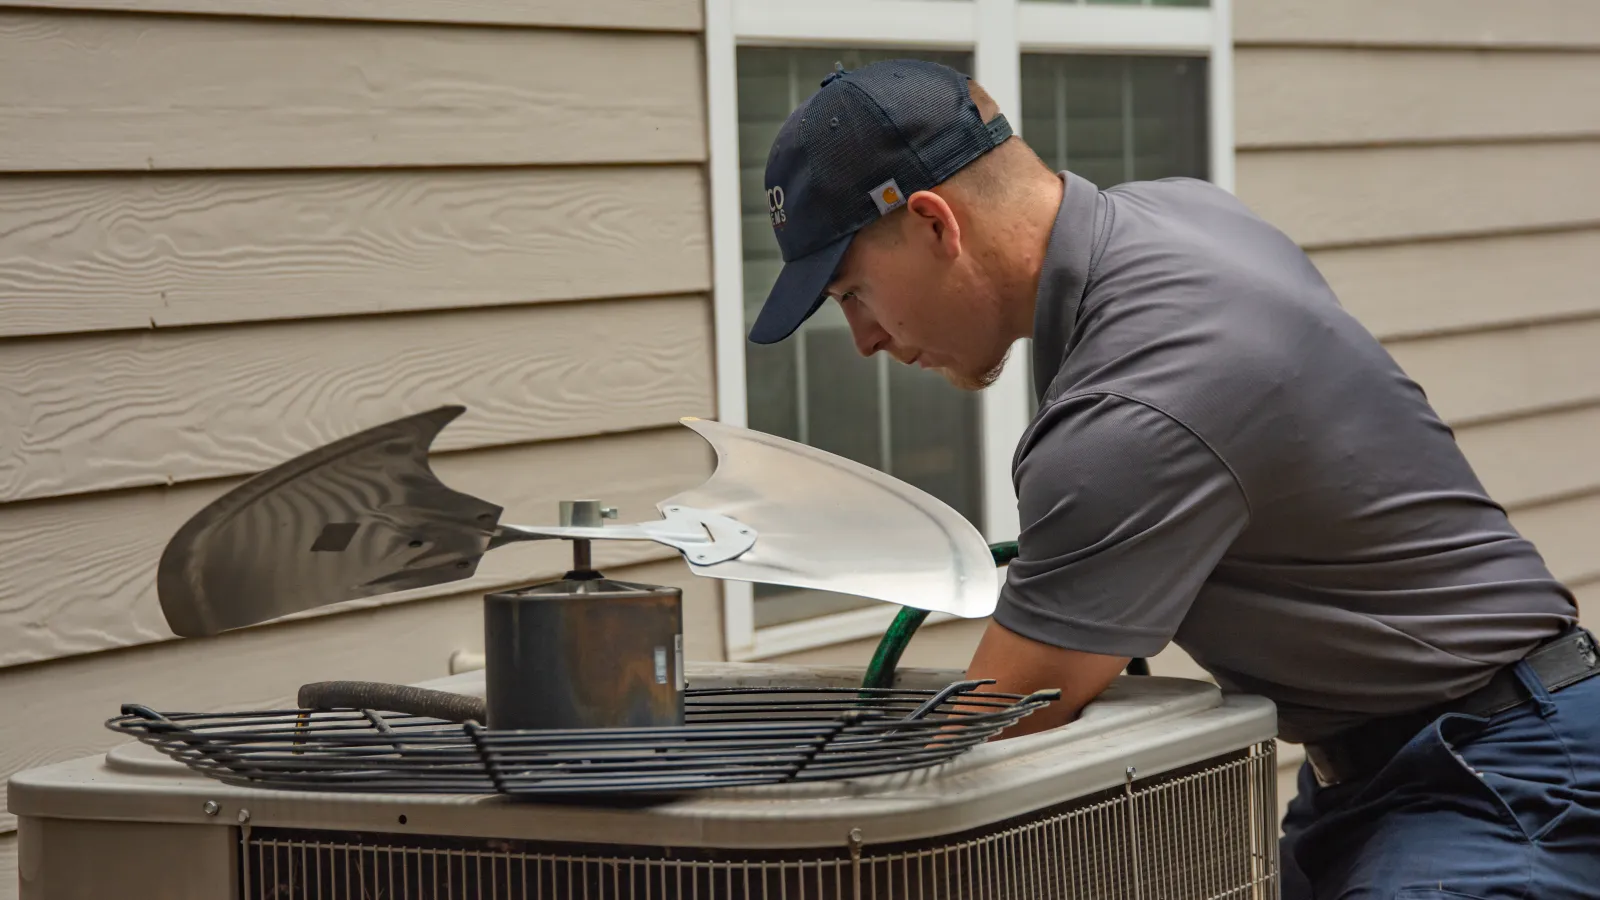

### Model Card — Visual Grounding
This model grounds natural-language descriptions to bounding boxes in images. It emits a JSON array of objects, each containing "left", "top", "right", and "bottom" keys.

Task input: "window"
[
  {"left": 1019, "top": 54, "right": 1209, "bottom": 188},
  {"left": 707, "top": 0, "right": 1232, "bottom": 660}
]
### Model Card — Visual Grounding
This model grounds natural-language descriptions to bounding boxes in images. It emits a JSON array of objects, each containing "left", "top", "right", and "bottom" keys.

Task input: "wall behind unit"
[{"left": 0, "top": 1, "right": 723, "bottom": 893}]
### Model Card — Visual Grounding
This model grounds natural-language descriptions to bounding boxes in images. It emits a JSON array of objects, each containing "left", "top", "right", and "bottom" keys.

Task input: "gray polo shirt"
[{"left": 998, "top": 171, "right": 1579, "bottom": 744}]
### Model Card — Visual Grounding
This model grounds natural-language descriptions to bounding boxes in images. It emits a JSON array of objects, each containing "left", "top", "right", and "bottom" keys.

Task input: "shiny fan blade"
[
  {"left": 155, "top": 406, "right": 1000, "bottom": 639},
  {"left": 156, "top": 406, "right": 503, "bottom": 637},
  {"left": 666, "top": 418, "right": 999, "bottom": 619}
]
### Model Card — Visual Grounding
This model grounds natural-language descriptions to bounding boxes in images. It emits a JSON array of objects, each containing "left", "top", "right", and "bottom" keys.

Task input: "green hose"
[
  {"left": 859, "top": 539, "right": 1148, "bottom": 689},
  {"left": 861, "top": 606, "right": 931, "bottom": 692},
  {"left": 989, "top": 540, "right": 1020, "bottom": 566}
]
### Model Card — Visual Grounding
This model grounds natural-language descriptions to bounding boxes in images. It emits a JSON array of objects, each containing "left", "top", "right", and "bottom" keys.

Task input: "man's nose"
[
  {"left": 841, "top": 306, "right": 889, "bottom": 357},
  {"left": 851, "top": 324, "right": 889, "bottom": 358}
]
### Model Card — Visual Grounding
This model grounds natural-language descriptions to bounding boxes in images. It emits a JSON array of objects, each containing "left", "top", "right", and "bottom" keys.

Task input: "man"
[{"left": 749, "top": 59, "right": 1600, "bottom": 897}]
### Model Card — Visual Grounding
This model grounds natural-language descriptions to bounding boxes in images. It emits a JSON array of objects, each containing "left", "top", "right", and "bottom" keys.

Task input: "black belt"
[{"left": 1304, "top": 627, "right": 1600, "bottom": 788}]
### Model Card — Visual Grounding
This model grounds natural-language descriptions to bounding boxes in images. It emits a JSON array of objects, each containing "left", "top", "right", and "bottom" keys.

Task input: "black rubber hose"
[{"left": 297, "top": 680, "right": 487, "bottom": 724}]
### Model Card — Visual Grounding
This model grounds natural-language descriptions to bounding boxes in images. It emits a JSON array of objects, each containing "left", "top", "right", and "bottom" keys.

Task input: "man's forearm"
[{"left": 963, "top": 619, "right": 1131, "bottom": 739}]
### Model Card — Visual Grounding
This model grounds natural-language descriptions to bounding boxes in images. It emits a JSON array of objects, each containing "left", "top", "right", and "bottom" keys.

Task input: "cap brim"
[{"left": 748, "top": 233, "right": 854, "bottom": 345}]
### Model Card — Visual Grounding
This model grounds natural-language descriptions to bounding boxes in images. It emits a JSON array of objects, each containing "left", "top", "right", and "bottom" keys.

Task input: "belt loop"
[{"left": 1513, "top": 659, "right": 1557, "bottom": 719}]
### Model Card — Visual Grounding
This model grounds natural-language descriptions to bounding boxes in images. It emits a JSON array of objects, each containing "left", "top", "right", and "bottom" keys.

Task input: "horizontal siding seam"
[
  {"left": 1559, "top": 567, "right": 1600, "bottom": 590},
  {"left": 1444, "top": 394, "right": 1600, "bottom": 432},
  {"left": 1288, "top": 219, "right": 1600, "bottom": 253},
  {"left": 1235, "top": 39, "right": 1600, "bottom": 53},
  {"left": 0, "top": 2, "right": 704, "bottom": 33},
  {"left": 1504, "top": 481, "right": 1600, "bottom": 516},
  {"left": 1572, "top": 574, "right": 1600, "bottom": 592},
  {"left": 0, "top": 292, "right": 715, "bottom": 347},
  {"left": 1238, "top": 132, "right": 1600, "bottom": 154},
  {"left": 0, "top": 420, "right": 708, "bottom": 511},
  {"left": 1376, "top": 305, "right": 1600, "bottom": 345},
  {"left": 0, "top": 157, "right": 712, "bottom": 180},
  {"left": 1307, "top": 221, "right": 1600, "bottom": 253}
]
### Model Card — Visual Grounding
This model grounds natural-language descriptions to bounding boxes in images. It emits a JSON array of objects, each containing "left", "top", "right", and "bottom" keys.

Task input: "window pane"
[
  {"left": 736, "top": 46, "right": 983, "bottom": 629},
  {"left": 1019, "top": 53, "right": 1210, "bottom": 188}
]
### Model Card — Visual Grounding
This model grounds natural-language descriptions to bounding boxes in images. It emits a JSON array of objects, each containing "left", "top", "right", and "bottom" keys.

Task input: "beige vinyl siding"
[
  {"left": 0, "top": 298, "right": 711, "bottom": 505},
  {"left": 1454, "top": 406, "right": 1600, "bottom": 509},
  {"left": 2, "top": 167, "right": 709, "bottom": 339},
  {"left": 1237, "top": 49, "right": 1600, "bottom": 148},
  {"left": 1234, "top": 3, "right": 1600, "bottom": 821},
  {"left": 0, "top": 2, "right": 714, "bottom": 887},
  {"left": 1511, "top": 495, "right": 1600, "bottom": 589},
  {"left": 0, "top": 6, "right": 711, "bottom": 652},
  {"left": 0, "top": 11, "right": 705, "bottom": 172},
  {"left": 1386, "top": 320, "right": 1600, "bottom": 427},
  {"left": 1307, "top": 230, "right": 1600, "bottom": 341},
  {"left": 0, "top": 0, "right": 701, "bottom": 30},
  {"left": 1236, "top": 142, "right": 1600, "bottom": 249},
  {"left": 1234, "top": 0, "right": 1600, "bottom": 49}
]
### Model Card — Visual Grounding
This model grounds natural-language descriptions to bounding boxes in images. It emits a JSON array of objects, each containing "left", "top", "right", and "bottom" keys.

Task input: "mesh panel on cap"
[
  {"left": 795, "top": 82, "right": 931, "bottom": 251},
  {"left": 858, "top": 61, "right": 990, "bottom": 183}
]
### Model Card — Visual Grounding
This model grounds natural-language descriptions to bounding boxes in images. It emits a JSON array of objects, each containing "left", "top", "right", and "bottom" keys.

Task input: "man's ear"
[{"left": 905, "top": 190, "right": 962, "bottom": 259}]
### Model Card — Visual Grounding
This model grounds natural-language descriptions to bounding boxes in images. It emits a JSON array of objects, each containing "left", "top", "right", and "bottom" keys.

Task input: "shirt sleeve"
[{"left": 995, "top": 392, "right": 1250, "bottom": 659}]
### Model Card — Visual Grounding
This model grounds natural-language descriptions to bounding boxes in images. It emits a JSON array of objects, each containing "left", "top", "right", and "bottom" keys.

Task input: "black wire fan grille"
[{"left": 106, "top": 682, "right": 1056, "bottom": 796}]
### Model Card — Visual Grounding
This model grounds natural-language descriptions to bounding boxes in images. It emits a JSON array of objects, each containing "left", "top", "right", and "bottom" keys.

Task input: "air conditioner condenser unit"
[{"left": 11, "top": 660, "right": 1278, "bottom": 899}]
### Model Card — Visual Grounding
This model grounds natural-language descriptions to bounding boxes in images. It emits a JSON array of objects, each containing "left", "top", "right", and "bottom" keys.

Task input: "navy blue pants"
[{"left": 1280, "top": 662, "right": 1600, "bottom": 899}]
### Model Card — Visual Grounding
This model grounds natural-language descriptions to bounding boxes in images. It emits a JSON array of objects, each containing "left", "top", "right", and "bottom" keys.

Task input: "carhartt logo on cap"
[{"left": 870, "top": 178, "right": 905, "bottom": 216}]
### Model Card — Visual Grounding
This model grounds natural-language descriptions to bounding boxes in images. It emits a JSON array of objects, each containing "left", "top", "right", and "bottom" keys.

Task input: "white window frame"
[{"left": 707, "top": 0, "right": 1234, "bottom": 661}]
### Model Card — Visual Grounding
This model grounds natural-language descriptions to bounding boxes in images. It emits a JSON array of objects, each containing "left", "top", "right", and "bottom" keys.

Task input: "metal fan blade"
[
  {"left": 663, "top": 417, "right": 999, "bottom": 620},
  {"left": 156, "top": 406, "right": 999, "bottom": 639},
  {"left": 156, "top": 405, "right": 502, "bottom": 637}
]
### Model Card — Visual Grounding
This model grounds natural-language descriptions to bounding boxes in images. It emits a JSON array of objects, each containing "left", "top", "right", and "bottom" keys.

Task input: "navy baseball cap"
[{"left": 748, "top": 59, "right": 1014, "bottom": 345}]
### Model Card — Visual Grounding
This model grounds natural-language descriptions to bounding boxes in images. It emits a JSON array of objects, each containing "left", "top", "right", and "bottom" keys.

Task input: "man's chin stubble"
[{"left": 938, "top": 347, "right": 1011, "bottom": 392}]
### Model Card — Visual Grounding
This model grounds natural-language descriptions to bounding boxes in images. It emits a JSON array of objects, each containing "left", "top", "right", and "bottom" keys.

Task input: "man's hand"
[{"left": 963, "top": 619, "right": 1130, "bottom": 739}]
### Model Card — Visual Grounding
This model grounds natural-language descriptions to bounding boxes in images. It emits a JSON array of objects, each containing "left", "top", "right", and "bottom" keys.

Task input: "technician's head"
[{"left": 748, "top": 59, "right": 1060, "bottom": 391}]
